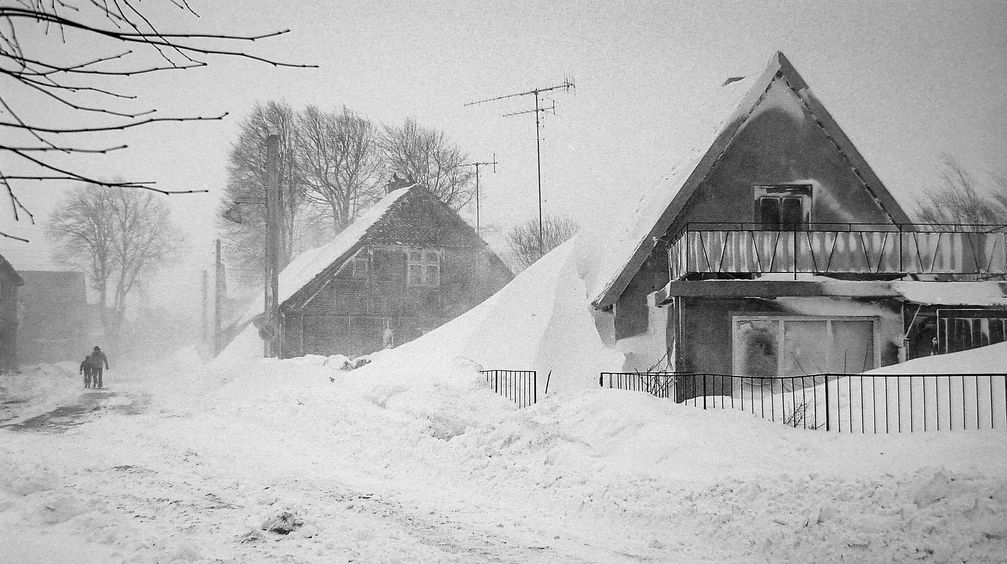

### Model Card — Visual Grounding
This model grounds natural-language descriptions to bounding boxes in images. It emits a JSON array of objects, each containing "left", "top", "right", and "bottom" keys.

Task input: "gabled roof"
[
  {"left": 237, "top": 185, "right": 414, "bottom": 326},
  {"left": 0, "top": 254, "right": 23, "bottom": 286},
  {"left": 589, "top": 51, "right": 913, "bottom": 309},
  {"left": 237, "top": 183, "right": 504, "bottom": 326}
]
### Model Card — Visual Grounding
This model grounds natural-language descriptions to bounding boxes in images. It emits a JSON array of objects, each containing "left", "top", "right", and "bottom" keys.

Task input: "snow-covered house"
[
  {"left": 240, "top": 181, "right": 513, "bottom": 359},
  {"left": 16, "top": 270, "right": 91, "bottom": 363},
  {"left": 589, "top": 51, "right": 1007, "bottom": 378},
  {"left": 0, "top": 254, "right": 24, "bottom": 370}
]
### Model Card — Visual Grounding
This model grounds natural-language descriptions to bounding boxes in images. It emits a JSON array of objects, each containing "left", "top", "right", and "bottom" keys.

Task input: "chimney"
[{"left": 386, "top": 173, "right": 412, "bottom": 194}]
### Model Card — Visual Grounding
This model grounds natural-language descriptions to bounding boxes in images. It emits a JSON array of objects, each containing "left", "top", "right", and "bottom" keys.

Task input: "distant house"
[
  {"left": 239, "top": 180, "right": 513, "bottom": 358},
  {"left": 16, "top": 271, "right": 92, "bottom": 363},
  {"left": 590, "top": 52, "right": 1007, "bottom": 380},
  {"left": 0, "top": 255, "right": 24, "bottom": 369}
]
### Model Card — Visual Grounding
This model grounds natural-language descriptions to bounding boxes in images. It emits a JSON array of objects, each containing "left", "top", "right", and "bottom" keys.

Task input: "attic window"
[
  {"left": 350, "top": 255, "right": 368, "bottom": 279},
  {"left": 407, "top": 250, "right": 440, "bottom": 287},
  {"left": 754, "top": 184, "right": 812, "bottom": 230}
]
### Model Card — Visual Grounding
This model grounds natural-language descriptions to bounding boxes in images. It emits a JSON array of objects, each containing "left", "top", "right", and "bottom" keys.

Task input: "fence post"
[
  {"left": 825, "top": 375, "right": 831, "bottom": 432},
  {"left": 702, "top": 375, "right": 707, "bottom": 410}
]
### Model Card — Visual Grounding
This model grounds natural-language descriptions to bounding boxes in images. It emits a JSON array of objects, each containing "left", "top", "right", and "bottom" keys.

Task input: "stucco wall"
[
  {"left": 673, "top": 296, "right": 903, "bottom": 376},
  {"left": 615, "top": 74, "right": 901, "bottom": 364}
]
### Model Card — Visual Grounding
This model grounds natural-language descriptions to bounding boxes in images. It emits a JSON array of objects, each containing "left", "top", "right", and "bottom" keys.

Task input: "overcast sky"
[{"left": 3, "top": 0, "right": 1006, "bottom": 313}]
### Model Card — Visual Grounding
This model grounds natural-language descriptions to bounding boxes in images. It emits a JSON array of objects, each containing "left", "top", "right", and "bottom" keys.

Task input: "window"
[
  {"left": 733, "top": 316, "right": 876, "bottom": 376},
  {"left": 350, "top": 255, "right": 368, "bottom": 279},
  {"left": 754, "top": 185, "right": 812, "bottom": 230},
  {"left": 407, "top": 249, "right": 440, "bottom": 287}
]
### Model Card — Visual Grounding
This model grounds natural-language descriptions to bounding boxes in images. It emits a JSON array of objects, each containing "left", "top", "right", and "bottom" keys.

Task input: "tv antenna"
[
  {"left": 459, "top": 153, "right": 498, "bottom": 237},
  {"left": 465, "top": 77, "right": 574, "bottom": 258}
]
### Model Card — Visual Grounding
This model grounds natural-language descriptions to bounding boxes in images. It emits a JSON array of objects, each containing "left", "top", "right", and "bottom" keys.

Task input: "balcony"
[{"left": 668, "top": 223, "right": 1007, "bottom": 280}]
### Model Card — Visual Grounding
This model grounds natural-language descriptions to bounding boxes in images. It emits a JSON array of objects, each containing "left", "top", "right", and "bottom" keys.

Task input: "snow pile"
[
  {"left": 871, "top": 341, "right": 1007, "bottom": 375},
  {"left": 0, "top": 363, "right": 81, "bottom": 424},
  {"left": 355, "top": 238, "right": 624, "bottom": 393},
  {"left": 3, "top": 345, "right": 1007, "bottom": 561}
]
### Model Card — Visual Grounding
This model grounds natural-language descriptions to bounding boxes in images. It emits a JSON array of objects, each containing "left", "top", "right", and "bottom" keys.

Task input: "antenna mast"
[
  {"left": 466, "top": 77, "right": 574, "bottom": 258},
  {"left": 460, "top": 153, "right": 498, "bottom": 237}
]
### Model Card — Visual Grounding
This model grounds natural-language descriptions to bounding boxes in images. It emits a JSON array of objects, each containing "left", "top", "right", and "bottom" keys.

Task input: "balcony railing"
[{"left": 668, "top": 222, "right": 1007, "bottom": 279}]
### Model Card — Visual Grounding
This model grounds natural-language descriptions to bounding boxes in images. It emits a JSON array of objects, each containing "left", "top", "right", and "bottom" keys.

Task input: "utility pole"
[
  {"left": 465, "top": 78, "right": 574, "bottom": 258},
  {"left": 460, "top": 154, "right": 498, "bottom": 236},
  {"left": 264, "top": 134, "right": 281, "bottom": 358},
  {"left": 214, "top": 239, "right": 224, "bottom": 356},
  {"left": 201, "top": 270, "right": 208, "bottom": 353}
]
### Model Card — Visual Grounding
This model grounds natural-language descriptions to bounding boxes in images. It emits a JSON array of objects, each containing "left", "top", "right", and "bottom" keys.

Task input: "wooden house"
[
  {"left": 241, "top": 181, "right": 513, "bottom": 358},
  {"left": 590, "top": 52, "right": 1007, "bottom": 380},
  {"left": 16, "top": 271, "right": 91, "bottom": 363},
  {"left": 0, "top": 255, "right": 24, "bottom": 370}
]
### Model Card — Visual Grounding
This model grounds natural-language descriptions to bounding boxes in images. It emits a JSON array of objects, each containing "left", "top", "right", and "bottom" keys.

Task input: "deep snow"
[
  {"left": 5, "top": 227, "right": 1007, "bottom": 562},
  {"left": 2, "top": 339, "right": 1007, "bottom": 562}
]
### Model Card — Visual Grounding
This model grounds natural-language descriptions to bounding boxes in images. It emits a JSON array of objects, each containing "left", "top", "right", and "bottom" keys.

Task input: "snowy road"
[
  {"left": 3, "top": 355, "right": 1007, "bottom": 562},
  {"left": 2, "top": 389, "right": 148, "bottom": 432}
]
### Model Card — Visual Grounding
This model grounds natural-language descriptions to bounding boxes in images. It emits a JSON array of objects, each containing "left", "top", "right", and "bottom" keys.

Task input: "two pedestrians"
[{"left": 82, "top": 346, "right": 110, "bottom": 389}]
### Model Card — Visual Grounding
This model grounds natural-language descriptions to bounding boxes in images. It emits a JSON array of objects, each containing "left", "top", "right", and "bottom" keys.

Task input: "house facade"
[
  {"left": 591, "top": 52, "right": 1007, "bottom": 379},
  {"left": 242, "top": 182, "right": 513, "bottom": 359},
  {"left": 0, "top": 255, "right": 24, "bottom": 370},
  {"left": 16, "top": 270, "right": 91, "bottom": 363}
]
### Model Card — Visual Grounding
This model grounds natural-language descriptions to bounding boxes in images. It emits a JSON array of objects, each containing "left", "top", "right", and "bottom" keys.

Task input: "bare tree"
[
  {"left": 295, "top": 106, "right": 384, "bottom": 233},
  {"left": 916, "top": 154, "right": 1007, "bottom": 226},
  {"left": 0, "top": 1, "right": 312, "bottom": 242},
  {"left": 48, "top": 182, "right": 184, "bottom": 346},
  {"left": 506, "top": 214, "right": 580, "bottom": 270},
  {"left": 219, "top": 101, "right": 304, "bottom": 281},
  {"left": 379, "top": 118, "right": 474, "bottom": 210}
]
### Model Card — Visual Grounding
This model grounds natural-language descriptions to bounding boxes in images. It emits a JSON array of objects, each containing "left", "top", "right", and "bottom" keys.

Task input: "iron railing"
[
  {"left": 667, "top": 222, "right": 1007, "bottom": 279},
  {"left": 599, "top": 372, "right": 1007, "bottom": 433},
  {"left": 482, "top": 370, "right": 537, "bottom": 408}
]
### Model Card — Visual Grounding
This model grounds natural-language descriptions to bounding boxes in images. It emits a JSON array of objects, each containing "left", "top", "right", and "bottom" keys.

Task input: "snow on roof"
[
  {"left": 578, "top": 76, "right": 754, "bottom": 306},
  {"left": 892, "top": 281, "right": 1007, "bottom": 307},
  {"left": 237, "top": 185, "right": 414, "bottom": 326},
  {"left": 583, "top": 51, "right": 912, "bottom": 309}
]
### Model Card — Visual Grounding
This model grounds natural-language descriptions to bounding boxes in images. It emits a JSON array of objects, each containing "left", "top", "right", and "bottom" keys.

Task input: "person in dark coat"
[
  {"left": 88, "top": 346, "right": 110, "bottom": 389},
  {"left": 80, "top": 355, "right": 93, "bottom": 388}
]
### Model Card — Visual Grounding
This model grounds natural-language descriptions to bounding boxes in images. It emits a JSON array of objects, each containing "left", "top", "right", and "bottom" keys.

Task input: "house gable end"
[{"left": 593, "top": 51, "right": 913, "bottom": 310}]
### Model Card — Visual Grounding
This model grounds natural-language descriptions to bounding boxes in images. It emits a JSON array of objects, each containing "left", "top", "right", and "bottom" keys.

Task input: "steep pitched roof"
[
  {"left": 588, "top": 51, "right": 913, "bottom": 309},
  {"left": 237, "top": 185, "right": 414, "bottom": 326},
  {"left": 0, "top": 254, "right": 23, "bottom": 286}
]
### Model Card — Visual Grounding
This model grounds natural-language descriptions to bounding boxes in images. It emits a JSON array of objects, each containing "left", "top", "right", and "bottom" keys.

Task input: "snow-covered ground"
[
  {"left": 4, "top": 242, "right": 1006, "bottom": 562},
  {"left": 2, "top": 341, "right": 1007, "bottom": 562}
]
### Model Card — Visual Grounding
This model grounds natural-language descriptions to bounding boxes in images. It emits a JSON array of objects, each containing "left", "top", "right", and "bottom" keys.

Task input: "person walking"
[
  {"left": 87, "top": 346, "right": 110, "bottom": 389},
  {"left": 79, "top": 355, "right": 93, "bottom": 388}
]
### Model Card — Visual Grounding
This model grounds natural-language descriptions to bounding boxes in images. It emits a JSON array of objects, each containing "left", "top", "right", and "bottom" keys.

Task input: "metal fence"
[
  {"left": 482, "top": 370, "right": 537, "bottom": 408},
  {"left": 599, "top": 372, "right": 1007, "bottom": 432}
]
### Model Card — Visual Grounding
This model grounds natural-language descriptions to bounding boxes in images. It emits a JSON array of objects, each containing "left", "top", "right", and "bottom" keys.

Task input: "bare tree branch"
[{"left": 0, "top": 1, "right": 314, "bottom": 236}]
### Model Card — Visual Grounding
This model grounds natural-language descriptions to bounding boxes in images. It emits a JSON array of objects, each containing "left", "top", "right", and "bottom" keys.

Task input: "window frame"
[
  {"left": 731, "top": 314, "right": 879, "bottom": 376},
  {"left": 754, "top": 184, "right": 813, "bottom": 230},
  {"left": 406, "top": 248, "right": 441, "bottom": 287}
]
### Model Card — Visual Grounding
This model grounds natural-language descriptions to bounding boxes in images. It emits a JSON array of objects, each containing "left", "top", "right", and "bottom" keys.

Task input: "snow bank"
[
  {"left": 0, "top": 363, "right": 81, "bottom": 424},
  {"left": 357, "top": 238, "right": 624, "bottom": 395},
  {"left": 871, "top": 341, "right": 1007, "bottom": 375}
]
